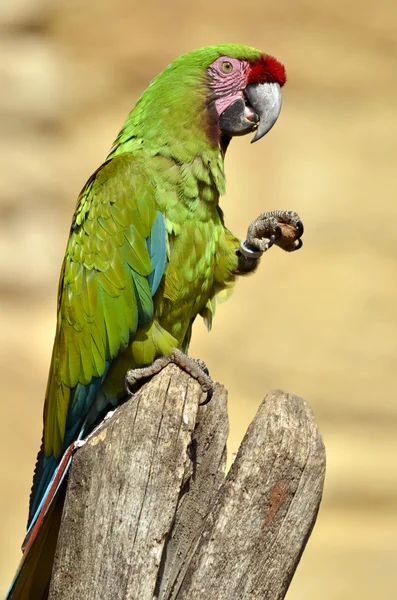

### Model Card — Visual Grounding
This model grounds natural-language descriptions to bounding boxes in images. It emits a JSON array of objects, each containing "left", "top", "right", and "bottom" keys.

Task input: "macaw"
[{"left": 6, "top": 43, "right": 303, "bottom": 599}]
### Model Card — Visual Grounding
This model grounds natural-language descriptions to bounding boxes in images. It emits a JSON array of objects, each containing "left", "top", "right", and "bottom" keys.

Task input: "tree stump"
[{"left": 48, "top": 364, "right": 326, "bottom": 600}]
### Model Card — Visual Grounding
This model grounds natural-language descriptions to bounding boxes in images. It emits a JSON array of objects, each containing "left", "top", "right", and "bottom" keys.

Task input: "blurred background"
[{"left": 1, "top": 0, "right": 396, "bottom": 597}]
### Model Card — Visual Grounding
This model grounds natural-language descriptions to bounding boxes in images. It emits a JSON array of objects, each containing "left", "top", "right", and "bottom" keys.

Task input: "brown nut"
[{"left": 275, "top": 223, "right": 300, "bottom": 250}]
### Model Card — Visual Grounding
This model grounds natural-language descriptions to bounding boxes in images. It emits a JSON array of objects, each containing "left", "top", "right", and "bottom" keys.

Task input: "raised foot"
[
  {"left": 243, "top": 210, "right": 304, "bottom": 255},
  {"left": 125, "top": 349, "right": 214, "bottom": 404}
]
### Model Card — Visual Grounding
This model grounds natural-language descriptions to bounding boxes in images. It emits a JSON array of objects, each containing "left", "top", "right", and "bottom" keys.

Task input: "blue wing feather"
[
  {"left": 27, "top": 211, "right": 166, "bottom": 530},
  {"left": 147, "top": 211, "right": 167, "bottom": 295}
]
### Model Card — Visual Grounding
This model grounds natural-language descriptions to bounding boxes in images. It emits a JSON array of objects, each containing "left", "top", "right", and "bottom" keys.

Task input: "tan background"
[{"left": 1, "top": 0, "right": 396, "bottom": 597}]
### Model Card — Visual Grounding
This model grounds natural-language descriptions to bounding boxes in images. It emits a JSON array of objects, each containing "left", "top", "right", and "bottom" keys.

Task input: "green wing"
[{"left": 43, "top": 153, "right": 161, "bottom": 458}]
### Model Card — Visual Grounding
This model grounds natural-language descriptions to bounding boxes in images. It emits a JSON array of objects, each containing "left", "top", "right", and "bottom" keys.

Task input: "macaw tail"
[
  {"left": 5, "top": 493, "right": 64, "bottom": 600},
  {"left": 6, "top": 442, "right": 75, "bottom": 600}
]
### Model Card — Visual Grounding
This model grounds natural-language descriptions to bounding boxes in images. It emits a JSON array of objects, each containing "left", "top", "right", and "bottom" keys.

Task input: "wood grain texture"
[
  {"left": 48, "top": 365, "right": 228, "bottom": 600},
  {"left": 48, "top": 371, "right": 325, "bottom": 600},
  {"left": 174, "top": 389, "right": 326, "bottom": 600},
  {"left": 156, "top": 381, "right": 228, "bottom": 600}
]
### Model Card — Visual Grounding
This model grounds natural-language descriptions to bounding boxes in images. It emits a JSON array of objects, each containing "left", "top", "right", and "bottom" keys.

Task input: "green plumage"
[
  {"left": 8, "top": 43, "right": 295, "bottom": 600},
  {"left": 43, "top": 44, "right": 263, "bottom": 463}
]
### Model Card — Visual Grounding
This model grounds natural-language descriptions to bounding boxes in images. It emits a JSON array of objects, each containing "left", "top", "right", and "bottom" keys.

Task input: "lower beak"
[{"left": 244, "top": 82, "right": 282, "bottom": 143}]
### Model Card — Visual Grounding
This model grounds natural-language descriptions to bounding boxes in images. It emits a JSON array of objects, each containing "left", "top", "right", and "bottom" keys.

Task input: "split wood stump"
[{"left": 48, "top": 364, "right": 326, "bottom": 600}]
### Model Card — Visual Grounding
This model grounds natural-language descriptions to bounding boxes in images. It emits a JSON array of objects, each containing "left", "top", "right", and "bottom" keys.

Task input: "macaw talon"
[
  {"left": 246, "top": 210, "right": 304, "bottom": 255},
  {"left": 246, "top": 214, "right": 282, "bottom": 254},
  {"left": 270, "top": 210, "right": 304, "bottom": 252},
  {"left": 187, "top": 357, "right": 214, "bottom": 406},
  {"left": 297, "top": 238, "right": 303, "bottom": 249},
  {"left": 198, "top": 385, "right": 214, "bottom": 406},
  {"left": 274, "top": 210, "right": 304, "bottom": 236},
  {"left": 189, "top": 356, "right": 210, "bottom": 376},
  {"left": 125, "top": 349, "right": 214, "bottom": 402}
]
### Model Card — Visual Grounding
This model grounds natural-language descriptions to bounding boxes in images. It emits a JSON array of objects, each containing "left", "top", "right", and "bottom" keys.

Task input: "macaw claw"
[
  {"left": 125, "top": 349, "right": 214, "bottom": 404},
  {"left": 245, "top": 209, "right": 304, "bottom": 254}
]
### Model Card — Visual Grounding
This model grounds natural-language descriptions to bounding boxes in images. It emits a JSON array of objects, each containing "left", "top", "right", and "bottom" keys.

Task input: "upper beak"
[{"left": 244, "top": 82, "right": 282, "bottom": 143}]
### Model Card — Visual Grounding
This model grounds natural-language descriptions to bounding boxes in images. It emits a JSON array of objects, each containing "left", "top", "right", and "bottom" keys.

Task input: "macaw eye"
[{"left": 221, "top": 61, "right": 233, "bottom": 73}]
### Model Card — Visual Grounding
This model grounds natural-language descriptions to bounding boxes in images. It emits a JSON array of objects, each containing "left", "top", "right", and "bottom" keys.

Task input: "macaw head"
[
  {"left": 205, "top": 50, "right": 286, "bottom": 143},
  {"left": 113, "top": 45, "right": 286, "bottom": 160}
]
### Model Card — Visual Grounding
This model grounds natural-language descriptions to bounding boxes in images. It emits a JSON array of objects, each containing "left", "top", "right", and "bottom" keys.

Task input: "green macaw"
[{"left": 7, "top": 43, "right": 303, "bottom": 599}]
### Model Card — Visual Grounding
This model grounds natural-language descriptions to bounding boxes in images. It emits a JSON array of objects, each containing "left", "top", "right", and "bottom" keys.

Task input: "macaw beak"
[
  {"left": 245, "top": 82, "right": 282, "bottom": 143},
  {"left": 218, "top": 82, "right": 282, "bottom": 142}
]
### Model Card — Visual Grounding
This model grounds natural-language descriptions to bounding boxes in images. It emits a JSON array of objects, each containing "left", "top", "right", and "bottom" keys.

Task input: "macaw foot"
[
  {"left": 125, "top": 349, "right": 214, "bottom": 405},
  {"left": 241, "top": 210, "right": 304, "bottom": 257}
]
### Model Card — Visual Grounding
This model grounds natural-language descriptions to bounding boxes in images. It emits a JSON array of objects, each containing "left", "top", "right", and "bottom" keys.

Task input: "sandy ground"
[{"left": 1, "top": 0, "right": 396, "bottom": 597}]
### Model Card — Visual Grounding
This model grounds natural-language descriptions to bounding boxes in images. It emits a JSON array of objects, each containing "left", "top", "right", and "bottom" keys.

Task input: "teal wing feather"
[
  {"left": 147, "top": 211, "right": 167, "bottom": 295},
  {"left": 28, "top": 153, "right": 167, "bottom": 524}
]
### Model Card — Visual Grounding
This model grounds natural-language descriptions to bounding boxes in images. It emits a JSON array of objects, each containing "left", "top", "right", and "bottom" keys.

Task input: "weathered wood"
[
  {"left": 174, "top": 389, "right": 326, "bottom": 600},
  {"left": 49, "top": 370, "right": 325, "bottom": 600},
  {"left": 48, "top": 365, "right": 229, "bottom": 600},
  {"left": 156, "top": 381, "right": 229, "bottom": 600}
]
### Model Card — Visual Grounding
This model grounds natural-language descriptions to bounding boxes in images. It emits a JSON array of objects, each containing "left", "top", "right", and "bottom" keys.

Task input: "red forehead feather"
[{"left": 247, "top": 55, "right": 287, "bottom": 87}]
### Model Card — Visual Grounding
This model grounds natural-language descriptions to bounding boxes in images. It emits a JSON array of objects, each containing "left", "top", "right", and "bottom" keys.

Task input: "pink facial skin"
[
  {"left": 207, "top": 56, "right": 250, "bottom": 118},
  {"left": 207, "top": 54, "right": 286, "bottom": 121}
]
